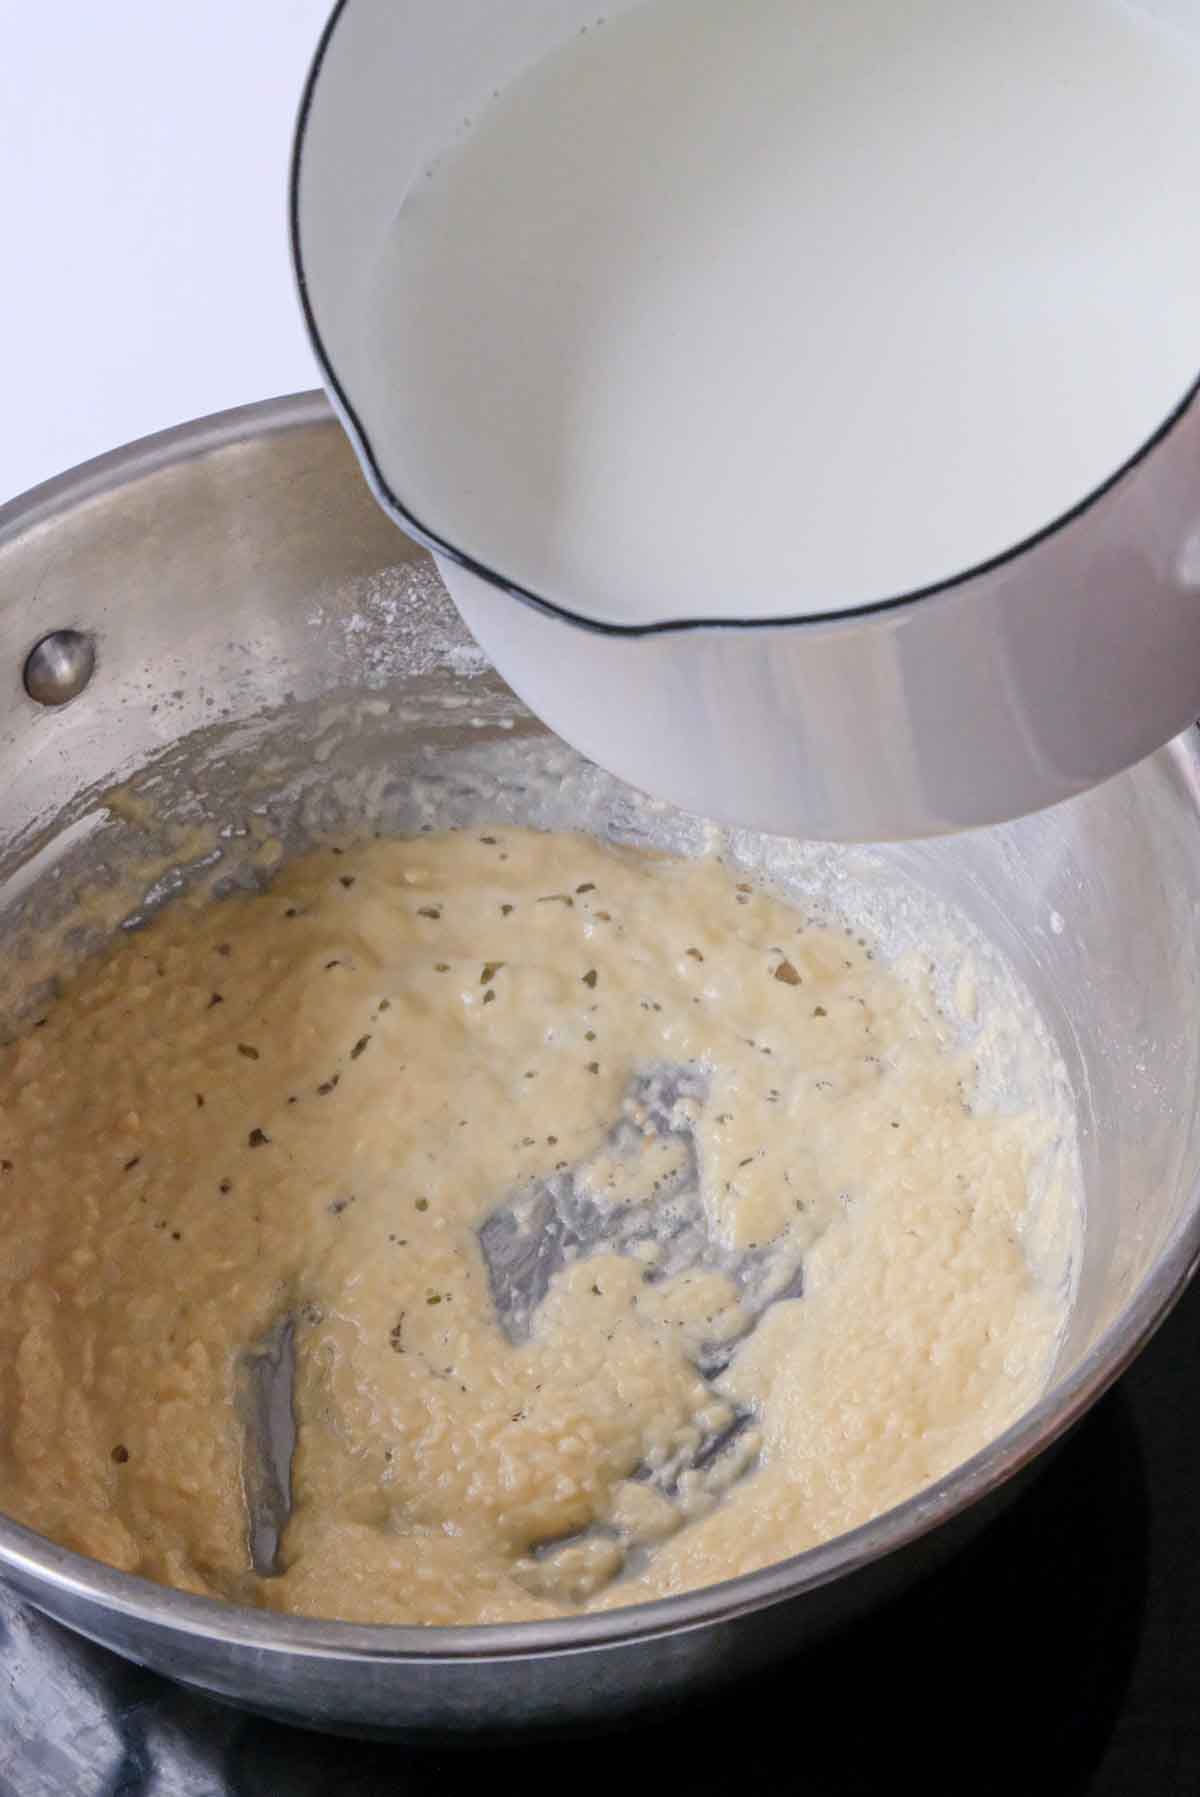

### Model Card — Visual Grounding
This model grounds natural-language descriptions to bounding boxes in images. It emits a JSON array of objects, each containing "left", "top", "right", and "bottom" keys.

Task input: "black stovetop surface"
[{"left": 3, "top": 1274, "right": 1198, "bottom": 1797}]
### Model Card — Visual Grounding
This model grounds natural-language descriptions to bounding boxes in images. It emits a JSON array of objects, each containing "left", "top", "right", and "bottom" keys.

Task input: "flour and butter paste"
[{"left": 0, "top": 830, "right": 1070, "bottom": 1623}]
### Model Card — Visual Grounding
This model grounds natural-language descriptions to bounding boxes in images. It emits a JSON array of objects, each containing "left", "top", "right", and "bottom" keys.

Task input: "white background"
[{"left": 0, "top": 2, "right": 327, "bottom": 503}]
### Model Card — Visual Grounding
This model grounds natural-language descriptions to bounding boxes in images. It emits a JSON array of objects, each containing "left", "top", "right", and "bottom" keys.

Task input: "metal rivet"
[{"left": 23, "top": 630, "right": 96, "bottom": 707}]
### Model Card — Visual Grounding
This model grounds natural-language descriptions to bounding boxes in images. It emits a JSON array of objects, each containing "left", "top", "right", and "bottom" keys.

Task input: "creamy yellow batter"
[{"left": 0, "top": 830, "right": 1068, "bottom": 1623}]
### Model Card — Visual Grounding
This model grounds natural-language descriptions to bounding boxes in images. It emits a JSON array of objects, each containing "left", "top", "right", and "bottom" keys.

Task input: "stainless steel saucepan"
[{"left": 0, "top": 394, "right": 1198, "bottom": 1740}]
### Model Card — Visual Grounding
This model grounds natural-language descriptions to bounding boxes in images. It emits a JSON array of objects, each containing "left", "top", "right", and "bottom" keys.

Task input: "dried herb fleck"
[
  {"left": 581, "top": 968, "right": 598, "bottom": 989},
  {"left": 350, "top": 1035, "right": 371, "bottom": 1060},
  {"left": 774, "top": 960, "right": 802, "bottom": 986},
  {"left": 480, "top": 962, "right": 504, "bottom": 984},
  {"left": 237, "top": 1043, "right": 260, "bottom": 1060},
  {"left": 247, "top": 1127, "right": 270, "bottom": 1149}
]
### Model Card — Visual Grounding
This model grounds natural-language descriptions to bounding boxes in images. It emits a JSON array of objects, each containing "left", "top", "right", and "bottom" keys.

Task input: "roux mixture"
[{"left": 0, "top": 830, "right": 1070, "bottom": 1623}]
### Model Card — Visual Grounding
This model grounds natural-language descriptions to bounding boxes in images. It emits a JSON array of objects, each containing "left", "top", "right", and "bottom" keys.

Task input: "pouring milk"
[{"left": 364, "top": 0, "right": 1200, "bottom": 626}]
